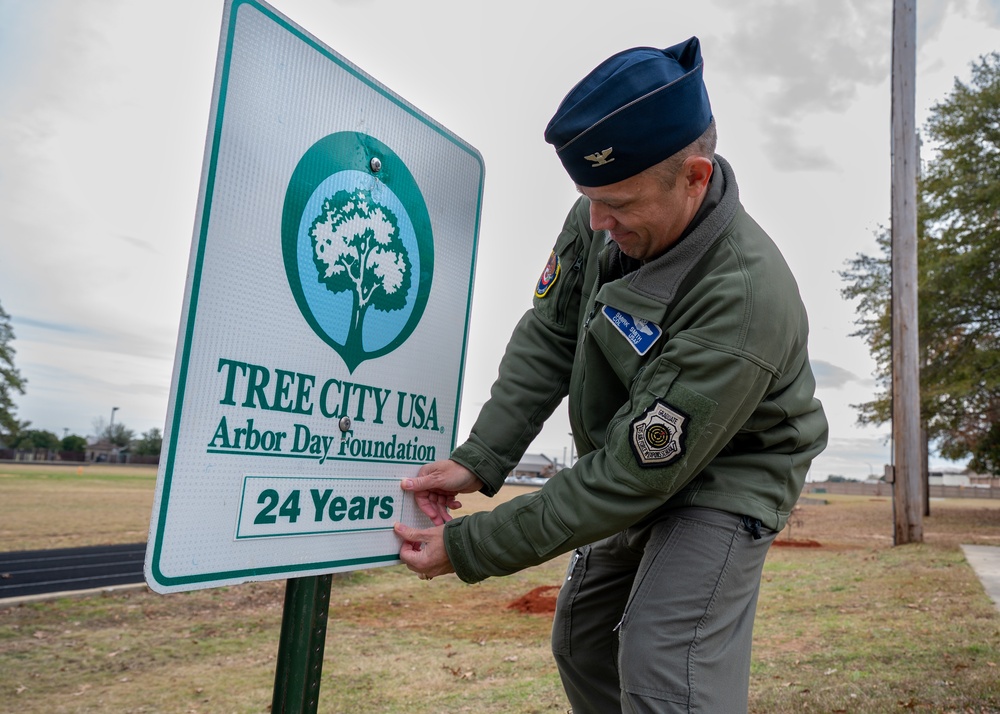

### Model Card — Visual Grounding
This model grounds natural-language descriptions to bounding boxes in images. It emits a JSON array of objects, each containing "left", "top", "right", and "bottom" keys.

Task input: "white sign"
[{"left": 145, "top": 0, "right": 483, "bottom": 593}]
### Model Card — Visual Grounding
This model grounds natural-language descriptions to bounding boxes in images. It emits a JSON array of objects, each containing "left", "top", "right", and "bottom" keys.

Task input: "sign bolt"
[
  {"left": 339, "top": 416, "right": 352, "bottom": 432},
  {"left": 369, "top": 157, "right": 382, "bottom": 173}
]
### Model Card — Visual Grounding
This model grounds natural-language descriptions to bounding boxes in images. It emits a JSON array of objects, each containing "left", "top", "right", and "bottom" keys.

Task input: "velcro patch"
[
  {"left": 535, "top": 251, "right": 560, "bottom": 298},
  {"left": 602, "top": 306, "right": 662, "bottom": 355},
  {"left": 629, "top": 399, "right": 688, "bottom": 468}
]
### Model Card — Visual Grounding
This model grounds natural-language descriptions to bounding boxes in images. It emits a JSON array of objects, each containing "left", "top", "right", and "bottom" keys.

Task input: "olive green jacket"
[{"left": 445, "top": 156, "right": 828, "bottom": 583}]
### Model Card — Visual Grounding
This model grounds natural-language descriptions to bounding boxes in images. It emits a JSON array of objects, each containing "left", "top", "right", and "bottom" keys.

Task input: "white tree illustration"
[{"left": 310, "top": 189, "right": 412, "bottom": 347}]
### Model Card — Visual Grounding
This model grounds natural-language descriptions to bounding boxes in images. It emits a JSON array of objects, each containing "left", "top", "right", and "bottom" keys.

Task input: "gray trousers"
[{"left": 551, "top": 506, "right": 776, "bottom": 713}]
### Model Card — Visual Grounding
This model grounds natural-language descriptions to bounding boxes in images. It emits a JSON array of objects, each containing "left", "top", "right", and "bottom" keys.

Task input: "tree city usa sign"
[{"left": 145, "top": 0, "right": 483, "bottom": 593}]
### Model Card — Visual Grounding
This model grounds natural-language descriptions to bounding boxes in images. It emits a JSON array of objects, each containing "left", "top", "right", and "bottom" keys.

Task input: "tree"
[
  {"left": 60, "top": 434, "right": 88, "bottom": 452},
  {"left": 0, "top": 301, "right": 26, "bottom": 440},
  {"left": 309, "top": 188, "right": 412, "bottom": 351},
  {"left": 841, "top": 53, "right": 1000, "bottom": 473},
  {"left": 10, "top": 429, "right": 59, "bottom": 452},
  {"left": 132, "top": 427, "right": 163, "bottom": 456},
  {"left": 106, "top": 423, "right": 134, "bottom": 448},
  {"left": 92, "top": 416, "right": 134, "bottom": 448}
]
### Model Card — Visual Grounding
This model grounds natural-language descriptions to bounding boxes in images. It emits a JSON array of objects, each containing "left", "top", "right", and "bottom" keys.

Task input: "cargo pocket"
[{"left": 551, "top": 545, "right": 590, "bottom": 657}]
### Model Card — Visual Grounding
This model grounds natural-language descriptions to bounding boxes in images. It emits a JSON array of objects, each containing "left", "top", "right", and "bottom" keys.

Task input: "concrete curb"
[
  {"left": 961, "top": 544, "right": 1000, "bottom": 614},
  {"left": 0, "top": 582, "right": 149, "bottom": 608}
]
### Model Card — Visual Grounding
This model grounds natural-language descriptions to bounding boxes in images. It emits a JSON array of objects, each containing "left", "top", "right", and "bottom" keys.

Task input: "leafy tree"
[
  {"left": 841, "top": 53, "right": 1000, "bottom": 473},
  {"left": 0, "top": 302, "right": 26, "bottom": 440},
  {"left": 310, "top": 188, "right": 412, "bottom": 349},
  {"left": 132, "top": 427, "right": 163, "bottom": 456},
  {"left": 60, "top": 434, "right": 88, "bottom": 452},
  {"left": 10, "top": 429, "right": 59, "bottom": 451},
  {"left": 93, "top": 416, "right": 134, "bottom": 448},
  {"left": 106, "top": 423, "right": 134, "bottom": 448}
]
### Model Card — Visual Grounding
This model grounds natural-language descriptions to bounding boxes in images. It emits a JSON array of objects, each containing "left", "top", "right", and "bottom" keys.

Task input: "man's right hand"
[{"left": 402, "top": 459, "right": 484, "bottom": 525}]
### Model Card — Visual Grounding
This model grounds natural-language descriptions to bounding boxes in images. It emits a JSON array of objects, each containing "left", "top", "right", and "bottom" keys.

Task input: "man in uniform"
[{"left": 395, "top": 36, "right": 828, "bottom": 713}]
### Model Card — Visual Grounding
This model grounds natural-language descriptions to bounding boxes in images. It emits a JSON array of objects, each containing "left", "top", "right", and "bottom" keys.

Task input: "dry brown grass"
[{"left": 0, "top": 463, "right": 157, "bottom": 551}]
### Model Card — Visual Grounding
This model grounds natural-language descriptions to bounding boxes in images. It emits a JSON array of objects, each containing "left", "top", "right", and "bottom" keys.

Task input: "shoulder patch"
[
  {"left": 535, "top": 251, "right": 560, "bottom": 298},
  {"left": 630, "top": 399, "right": 688, "bottom": 468},
  {"left": 602, "top": 306, "right": 662, "bottom": 355}
]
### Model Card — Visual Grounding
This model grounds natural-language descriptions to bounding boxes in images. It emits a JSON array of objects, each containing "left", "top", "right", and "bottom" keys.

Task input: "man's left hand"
[{"left": 395, "top": 522, "right": 455, "bottom": 581}]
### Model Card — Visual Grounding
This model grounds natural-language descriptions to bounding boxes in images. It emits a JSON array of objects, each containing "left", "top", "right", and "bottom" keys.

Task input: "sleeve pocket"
[
  {"left": 515, "top": 493, "right": 574, "bottom": 558},
  {"left": 533, "top": 229, "right": 584, "bottom": 328}
]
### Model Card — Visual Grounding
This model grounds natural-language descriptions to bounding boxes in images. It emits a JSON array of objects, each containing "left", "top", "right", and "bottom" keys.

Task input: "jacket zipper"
[
  {"left": 572, "top": 248, "right": 606, "bottom": 453},
  {"left": 557, "top": 254, "right": 585, "bottom": 324}
]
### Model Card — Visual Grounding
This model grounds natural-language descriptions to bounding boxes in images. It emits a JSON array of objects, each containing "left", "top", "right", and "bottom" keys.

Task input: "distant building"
[
  {"left": 505, "top": 453, "right": 563, "bottom": 485},
  {"left": 86, "top": 440, "right": 128, "bottom": 464},
  {"left": 929, "top": 468, "right": 1000, "bottom": 489},
  {"left": 929, "top": 469, "right": 970, "bottom": 487}
]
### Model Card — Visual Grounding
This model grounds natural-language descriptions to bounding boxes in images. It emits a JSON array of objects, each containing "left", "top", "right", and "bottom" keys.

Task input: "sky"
[{"left": 2, "top": 0, "right": 999, "bottom": 480}]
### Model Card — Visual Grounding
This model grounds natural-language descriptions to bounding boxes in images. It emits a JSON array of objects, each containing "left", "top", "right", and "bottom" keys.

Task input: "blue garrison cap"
[{"left": 544, "top": 37, "right": 713, "bottom": 187}]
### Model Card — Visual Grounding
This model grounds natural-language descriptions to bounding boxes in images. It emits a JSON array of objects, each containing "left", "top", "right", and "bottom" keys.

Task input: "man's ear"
[{"left": 683, "top": 156, "right": 714, "bottom": 195}]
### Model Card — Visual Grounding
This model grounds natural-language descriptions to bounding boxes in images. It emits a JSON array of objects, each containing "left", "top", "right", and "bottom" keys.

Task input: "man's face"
[{"left": 577, "top": 159, "right": 710, "bottom": 261}]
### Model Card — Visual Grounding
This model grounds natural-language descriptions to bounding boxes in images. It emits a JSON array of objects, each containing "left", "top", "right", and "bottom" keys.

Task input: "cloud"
[
  {"left": 717, "top": 0, "right": 891, "bottom": 115},
  {"left": 712, "top": 0, "right": 890, "bottom": 171},
  {"left": 982, "top": 0, "right": 1000, "bottom": 25},
  {"left": 10, "top": 315, "right": 98, "bottom": 336},
  {"left": 808, "top": 432, "right": 891, "bottom": 479},
  {"left": 917, "top": 0, "right": 1000, "bottom": 41},
  {"left": 115, "top": 234, "right": 158, "bottom": 254},
  {"left": 759, "top": 118, "right": 837, "bottom": 171},
  {"left": 811, "top": 360, "right": 860, "bottom": 389},
  {"left": 12, "top": 313, "right": 174, "bottom": 362}
]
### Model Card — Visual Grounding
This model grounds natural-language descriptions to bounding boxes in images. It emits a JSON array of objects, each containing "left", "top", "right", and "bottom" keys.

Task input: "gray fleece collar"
[{"left": 627, "top": 154, "right": 740, "bottom": 304}]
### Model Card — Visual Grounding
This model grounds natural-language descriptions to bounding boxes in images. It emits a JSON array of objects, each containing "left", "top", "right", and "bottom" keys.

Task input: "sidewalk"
[{"left": 961, "top": 544, "right": 1000, "bottom": 613}]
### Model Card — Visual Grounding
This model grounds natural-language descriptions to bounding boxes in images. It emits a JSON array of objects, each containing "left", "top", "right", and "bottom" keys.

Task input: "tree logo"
[
  {"left": 282, "top": 133, "right": 433, "bottom": 372},
  {"left": 310, "top": 188, "right": 412, "bottom": 350}
]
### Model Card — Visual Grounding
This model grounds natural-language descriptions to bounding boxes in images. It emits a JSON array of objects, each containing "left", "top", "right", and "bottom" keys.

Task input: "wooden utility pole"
[{"left": 891, "top": 0, "right": 924, "bottom": 544}]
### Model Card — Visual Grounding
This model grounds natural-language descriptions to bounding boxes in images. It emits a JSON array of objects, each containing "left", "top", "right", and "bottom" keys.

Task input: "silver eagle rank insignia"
[{"left": 584, "top": 148, "right": 615, "bottom": 167}]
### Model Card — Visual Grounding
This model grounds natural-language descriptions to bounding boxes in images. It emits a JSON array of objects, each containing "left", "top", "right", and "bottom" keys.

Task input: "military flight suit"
[{"left": 443, "top": 156, "right": 828, "bottom": 712}]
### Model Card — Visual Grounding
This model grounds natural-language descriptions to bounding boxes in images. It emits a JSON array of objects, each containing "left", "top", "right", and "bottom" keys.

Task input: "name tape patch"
[{"left": 602, "top": 306, "right": 662, "bottom": 355}]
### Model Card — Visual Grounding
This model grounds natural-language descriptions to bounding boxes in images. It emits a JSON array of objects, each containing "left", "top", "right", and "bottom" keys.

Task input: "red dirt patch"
[
  {"left": 507, "top": 585, "right": 560, "bottom": 614},
  {"left": 772, "top": 538, "right": 822, "bottom": 548}
]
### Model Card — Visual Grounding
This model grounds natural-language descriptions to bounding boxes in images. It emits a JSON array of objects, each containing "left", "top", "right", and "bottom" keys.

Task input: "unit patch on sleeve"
[
  {"left": 602, "top": 306, "right": 663, "bottom": 356},
  {"left": 630, "top": 399, "right": 689, "bottom": 468},
  {"left": 535, "top": 251, "right": 561, "bottom": 298}
]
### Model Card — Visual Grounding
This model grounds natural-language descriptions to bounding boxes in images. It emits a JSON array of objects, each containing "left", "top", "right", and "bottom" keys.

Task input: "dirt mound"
[
  {"left": 772, "top": 538, "right": 822, "bottom": 548},
  {"left": 507, "top": 585, "right": 560, "bottom": 614}
]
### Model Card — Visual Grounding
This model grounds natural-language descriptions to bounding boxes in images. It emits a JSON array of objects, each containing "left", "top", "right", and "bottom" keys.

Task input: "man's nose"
[{"left": 589, "top": 201, "right": 615, "bottom": 231}]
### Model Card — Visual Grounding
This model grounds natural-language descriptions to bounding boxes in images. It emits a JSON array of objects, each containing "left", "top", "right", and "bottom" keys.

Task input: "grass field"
[{"left": 1, "top": 463, "right": 999, "bottom": 712}]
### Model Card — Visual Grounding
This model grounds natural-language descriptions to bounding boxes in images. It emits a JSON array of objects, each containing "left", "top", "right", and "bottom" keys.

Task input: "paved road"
[{"left": 0, "top": 542, "right": 146, "bottom": 600}]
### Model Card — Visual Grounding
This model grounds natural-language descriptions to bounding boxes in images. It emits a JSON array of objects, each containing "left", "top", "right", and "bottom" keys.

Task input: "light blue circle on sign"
[{"left": 295, "top": 170, "right": 420, "bottom": 352}]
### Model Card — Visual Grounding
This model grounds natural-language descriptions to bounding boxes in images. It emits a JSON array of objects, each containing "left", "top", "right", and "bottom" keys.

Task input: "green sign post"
[{"left": 144, "top": 1, "right": 483, "bottom": 709}]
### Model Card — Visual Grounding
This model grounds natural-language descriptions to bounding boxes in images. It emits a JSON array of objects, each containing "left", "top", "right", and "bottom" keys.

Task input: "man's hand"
[
  {"left": 402, "top": 459, "right": 484, "bottom": 525},
  {"left": 395, "top": 522, "right": 455, "bottom": 581}
]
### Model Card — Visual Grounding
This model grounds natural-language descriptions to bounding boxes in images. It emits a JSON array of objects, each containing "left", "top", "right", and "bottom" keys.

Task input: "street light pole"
[{"left": 110, "top": 407, "right": 119, "bottom": 431}]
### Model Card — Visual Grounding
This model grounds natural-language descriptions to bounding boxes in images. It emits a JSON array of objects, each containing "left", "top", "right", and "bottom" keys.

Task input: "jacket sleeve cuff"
[
  {"left": 450, "top": 440, "right": 509, "bottom": 497},
  {"left": 443, "top": 516, "right": 485, "bottom": 584}
]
